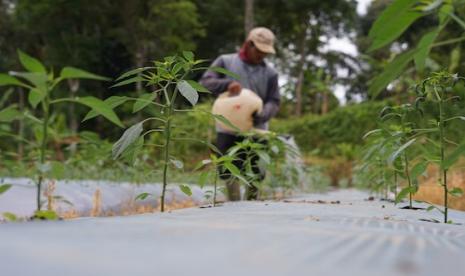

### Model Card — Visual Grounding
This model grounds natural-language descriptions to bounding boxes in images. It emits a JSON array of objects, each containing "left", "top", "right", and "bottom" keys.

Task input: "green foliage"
[
  {"left": 112, "top": 52, "right": 226, "bottom": 212},
  {"left": 0, "top": 50, "right": 119, "bottom": 211},
  {"left": 271, "top": 101, "right": 387, "bottom": 157}
]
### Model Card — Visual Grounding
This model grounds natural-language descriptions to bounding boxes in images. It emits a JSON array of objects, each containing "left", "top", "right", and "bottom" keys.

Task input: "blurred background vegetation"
[{"left": 1, "top": 0, "right": 465, "bottom": 194}]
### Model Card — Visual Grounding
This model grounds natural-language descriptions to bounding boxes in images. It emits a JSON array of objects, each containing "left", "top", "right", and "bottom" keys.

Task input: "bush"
[{"left": 270, "top": 101, "right": 389, "bottom": 157}]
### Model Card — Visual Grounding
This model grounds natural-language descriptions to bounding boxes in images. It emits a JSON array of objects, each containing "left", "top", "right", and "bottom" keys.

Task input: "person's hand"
[{"left": 227, "top": 81, "right": 242, "bottom": 95}]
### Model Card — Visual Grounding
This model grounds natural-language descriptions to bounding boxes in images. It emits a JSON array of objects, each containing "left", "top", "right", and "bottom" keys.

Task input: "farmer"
[{"left": 200, "top": 27, "right": 280, "bottom": 201}]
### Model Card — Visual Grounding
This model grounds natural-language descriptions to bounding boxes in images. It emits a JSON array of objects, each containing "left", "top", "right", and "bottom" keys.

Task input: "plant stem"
[
  {"left": 37, "top": 96, "right": 50, "bottom": 211},
  {"left": 213, "top": 169, "right": 218, "bottom": 207},
  {"left": 438, "top": 93, "right": 448, "bottom": 223},
  {"left": 394, "top": 171, "right": 398, "bottom": 205},
  {"left": 160, "top": 85, "right": 179, "bottom": 212},
  {"left": 404, "top": 152, "right": 413, "bottom": 208},
  {"left": 160, "top": 110, "right": 172, "bottom": 213}
]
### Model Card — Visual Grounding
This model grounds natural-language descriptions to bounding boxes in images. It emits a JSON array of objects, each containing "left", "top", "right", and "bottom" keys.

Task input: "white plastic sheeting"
[
  {"left": 1, "top": 189, "right": 465, "bottom": 276},
  {"left": 0, "top": 177, "right": 219, "bottom": 217}
]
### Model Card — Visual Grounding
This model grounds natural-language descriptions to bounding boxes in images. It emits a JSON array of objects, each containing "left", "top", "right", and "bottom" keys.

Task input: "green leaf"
[
  {"left": 0, "top": 184, "right": 12, "bottom": 195},
  {"left": 170, "top": 159, "right": 184, "bottom": 169},
  {"left": 33, "top": 210, "right": 59, "bottom": 220},
  {"left": 116, "top": 67, "right": 153, "bottom": 81},
  {"left": 186, "top": 80, "right": 210, "bottom": 93},
  {"left": 414, "top": 28, "right": 440, "bottom": 72},
  {"left": 78, "top": 96, "right": 123, "bottom": 127},
  {"left": 449, "top": 187, "right": 463, "bottom": 197},
  {"left": 133, "top": 93, "right": 156, "bottom": 113},
  {"left": 208, "top": 66, "right": 240, "bottom": 80},
  {"left": 426, "top": 205, "right": 435, "bottom": 212},
  {"left": 395, "top": 186, "right": 417, "bottom": 203},
  {"left": 210, "top": 113, "right": 240, "bottom": 132},
  {"left": 198, "top": 171, "right": 210, "bottom": 188},
  {"left": 369, "top": 50, "right": 417, "bottom": 98},
  {"left": 368, "top": 0, "right": 423, "bottom": 51},
  {"left": 183, "top": 51, "right": 194, "bottom": 62},
  {"left": 177, "top": 80, "right": 198, "bottom": 106},
  {"left": 0, "top": 74, "right": 26, "bottom": 87},
  {"left": 17, "top": 50, "right": 46, "bottom": 73},
  {"left": 442, "top": 142, "right": 465, "bottom": 170},
  {"left": 388, "top": 138, "right": 417, "bottom": 165},
  {"left": 10, "top": 72, "right": 47, "bottom": 89},
  {"left": 51, "top": 161, "right": 65, "bottom": 178},
  {"left": 135, "top": 192, "right": 152, "bottom": 201},
  {"left": 410, "top": 160, "right": 429, "bottom": 179},
  {"left": 448, "top": 11, "right": 465, "bottom": 30},
  {"left": 28, "top": 88, "right": 45, "bottom": 108},
  {"left": 111, "top": 76, "right": 145, "bottom": 88},
  {"left": 60, "top": 67, "right": 110, "bottom": 81},
  {"left": 83, "top": 96, "right": 129, "bottom": 121},
  {"left": 0, "top": 106, "right": 21, "bottom": 122},
  {"left": 112, "top": 122, "right": 144, "bottom": 159},
  {"left": 179, "top": 184, "right": 192, "bottom": 196},
  {"left": 2, "top": 212, "right": 17, "bottom": 221},
  {"left": 256, "top": 150, "right": 271, "bottom": 165}
]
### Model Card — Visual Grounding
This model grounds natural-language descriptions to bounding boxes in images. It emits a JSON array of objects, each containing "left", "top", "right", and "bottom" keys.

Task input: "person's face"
[{"left": 246, "top": 41, "right": 268, "bottom": 64}]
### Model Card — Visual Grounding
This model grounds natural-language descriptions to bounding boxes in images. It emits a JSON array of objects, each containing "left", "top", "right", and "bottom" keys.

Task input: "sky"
[{"left": 330, "top": 0, "right": 373, "bottom": 103}]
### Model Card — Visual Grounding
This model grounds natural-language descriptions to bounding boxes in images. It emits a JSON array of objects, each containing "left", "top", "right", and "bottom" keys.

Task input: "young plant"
[
  {"left": 111, "top": 51, "right": 236, "bottom": 212},
  {"left": 0, "top": 50, "right": 121, "bottom": 214},
  {"left": 379, "top": 104, "right": 425, "bottom": 208},
  {"left": 195, "top": 154, "right": 243, "bottom": 207},
  {"left": 415, "top": 71, "right": 465, "bottom": 223}
]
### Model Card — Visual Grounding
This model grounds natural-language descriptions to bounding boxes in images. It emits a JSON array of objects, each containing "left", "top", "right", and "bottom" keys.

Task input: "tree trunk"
[
  {"left": 294, "top": 30, "right": 307, "bottom": 117},
  {"left": 244, "top": 0, "right": 254, "bottom": 36},
  {"left": 67, "top": 79, "right": 80, "bottom": 135},
  {"left": 321, "top": 92, "right": 328, "bottom": 114}
]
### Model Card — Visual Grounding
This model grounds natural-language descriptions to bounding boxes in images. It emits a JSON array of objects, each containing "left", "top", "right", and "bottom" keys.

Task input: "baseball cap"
[{"left": 247, "top": 27, "right": 276, "bottom": 54}]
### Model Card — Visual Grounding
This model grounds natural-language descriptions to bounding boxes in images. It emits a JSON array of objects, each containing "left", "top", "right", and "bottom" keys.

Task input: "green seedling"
[
  {"left": 379, "top": 104, "right": 424, "bottom": 208},
  {"left": 195, "top": 154, "right": 243, "bottom": 207},
  {"left": 111, "top": 51, "right": 238, "bottom": 212},
  {"left": 0, "top": 50, "right": 120, "bottom": 214},
  {"left": 415, "top": 71, "right": 465, "bottom": 223}
]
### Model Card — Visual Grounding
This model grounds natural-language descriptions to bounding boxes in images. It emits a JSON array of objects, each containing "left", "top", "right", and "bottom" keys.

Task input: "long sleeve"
[
  {"left": 199, "top": 56, "right": 233, "bottom": 97},
  {"left": 254, "top": 73, "right": 280, "bottom": 124}
]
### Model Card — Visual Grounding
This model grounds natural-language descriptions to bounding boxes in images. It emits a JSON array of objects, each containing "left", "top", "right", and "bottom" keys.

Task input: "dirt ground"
[{"left": 414, "top": 166, "right": 465, "bottom": 211}]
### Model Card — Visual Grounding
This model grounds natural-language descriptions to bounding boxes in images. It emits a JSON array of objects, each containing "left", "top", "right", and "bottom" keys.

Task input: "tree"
[{"left": 257, "top": 0, "right": 358, "bottom": 116}]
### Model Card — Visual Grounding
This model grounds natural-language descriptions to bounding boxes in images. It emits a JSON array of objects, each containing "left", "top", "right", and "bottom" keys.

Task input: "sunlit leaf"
[
  {"left": 0, "top": 106, "right": 21, "bottom": 122},
  {"left": 2, "top": 212, "right": 17, "bottom": 221},
  {"left": 60, "top": 67, "right": 110, "bottom": 81},
  {"left": 208, "top": 66, "right": 240, "bottom": 80},
  {"left": 28, "top": 88, "right": 45, "bottom": 108},
  {"left": 179, "top": 184, "right": 192, "bottom": 196},
  {"left": 368, "top": 0, "right": 423, "bottom": 51},
  {"left": 17, "top": 50, "right": 46, "bottom": 73},
  {"left": 0, "top": 74, "right": 26, "bottom": 87},
  {"left": 186, "top": 80, "right": 210, "bottom": 93},
  {"left": 135, "top": 192, "right": 152, "bottom": 201},
  {"left": 177, "top": 80, "right": 198, "bottom": 106},
  {"left": 112, "top": 122, "right": 143, "bottom": 159},
  {"left": 0, "top": 184, "right": 12, "bottom": 195},
  {"left": 83, "top": 96, "right": 129, "bottom": 121},
  {"left": 33, "top": 210, "right": 59, "bottom": 220},
  {"left": 369, "top": 50, "right": 417, "bottom": 98},
  {"left": 133, "top": 93, "right": 156, "bottom": 113},
  {"left": 388, "top": 138, "right": 417, "bottom": 165},
  {"left": 449, "top": 187, "right": 463, "bottom": 197},
  {"left": 78, "top": 96, "right": 123, "bottom": 127},
  {"left": 414, "top": 28, "right": 440, "bottom": 72}
]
